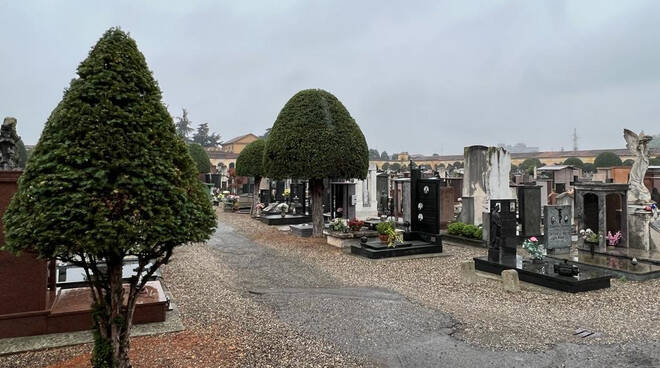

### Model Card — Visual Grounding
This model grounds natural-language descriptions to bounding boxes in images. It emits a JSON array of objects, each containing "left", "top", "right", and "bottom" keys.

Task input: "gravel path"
[{"left": 2, "top": 209, "right": 660, "bottom": 367}]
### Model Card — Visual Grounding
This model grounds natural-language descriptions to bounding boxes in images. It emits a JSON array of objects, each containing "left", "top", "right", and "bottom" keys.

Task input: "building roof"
[
  {"left": 222, "top": 133, "right": 258, "bottom": 145},
  {"left": 206, "top": 150, "right": 238, "bottom": 159},
  {"left": 370, "top": 148, "right": 660, "bottom": 162},
  {"left": 537, "top": 165, "right": 576, "bottom": 171}
]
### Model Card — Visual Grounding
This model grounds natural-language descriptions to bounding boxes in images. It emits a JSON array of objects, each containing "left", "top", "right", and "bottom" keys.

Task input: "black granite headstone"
[
  {"left": 517, "top": 185, "right": 541, "bottom": 237},
  {"left": 488, "top": 199, "right": 517, "bottom": 261}
]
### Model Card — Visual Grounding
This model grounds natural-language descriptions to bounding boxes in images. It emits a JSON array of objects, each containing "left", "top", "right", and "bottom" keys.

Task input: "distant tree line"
[{"left": 175, "top": 108, "right": 221, "bottom": 147}]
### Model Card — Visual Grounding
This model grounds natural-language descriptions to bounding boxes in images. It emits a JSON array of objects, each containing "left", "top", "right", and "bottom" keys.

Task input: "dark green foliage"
[
  {"left": 583, "top": 163, "right": 596, "bottom": 173},
  {"left": 622, "top": 159, "right": 634, "bottom": 167},
  {"left": 511, "top": 163, "right": 518, "bottom": 172},
  {"left": 562, "top": 157, "right": 584, "bottom": 168},
  {"left": 520, "top": 158, "right": 543, "bottom": 171},
  {"left": 188, "top": 143, "right": 211, "bottom": 173},
  {"left": 391, "top": 153, "right": 399, "bottom": 160},
  {"left": 2, "top": 28, "right": 216, "bottom": 366},
  {"left": 390, "top": 162, "right": 401, "bottom": 171},
  {"left": 461, "top": 224, "right": 479, "bottom": 238},
  {"left": 368, "top": 148, "right": 380, "bottom": 160},
  {"left": 594, "top": 152, "right": 622, "bottom": 167},
  {"left": 236, "top": 139, "right": 265, "bottom": 177},
  {"left": 381, "top": 162, "right": 390, "bottom": 171},
  {"left": 447, "top": 222, "right": 465, "bottom": 235},
  {"left": 380, "top": 151, "right": 389, "bottom": 160},
  {"left": 263, "top": 89, "right": 368, "bottom": 180},
  {"left": 192, "top": 123, "right": 221, "bottom": 148},
  {"left": 175, "top": 108, "right": 194, "bottom": 142},
  {"left": 448, "top": 222, "right": 481, "bottom": 239},
  {"left": 262, "top": 127, "right": 271, "bottom": 139}
]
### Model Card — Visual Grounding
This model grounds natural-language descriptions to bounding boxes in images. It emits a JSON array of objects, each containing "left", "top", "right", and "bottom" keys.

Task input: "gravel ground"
[
  {"left": 2, "top": 209, "right": 659, "bottom": 367},
  {"left": 220, "top": 211, "right": 660, "bottom": 351}
]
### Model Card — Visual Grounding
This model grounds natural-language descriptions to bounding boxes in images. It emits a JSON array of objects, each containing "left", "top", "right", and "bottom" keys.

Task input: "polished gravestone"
[
  {"left": 476, "top": 198, "right": 612, "bottom": 292},
  {"left": 259, "top": 214, "right": 312, "bottom": 225},
  {"left": 352, "top": 166, "right": 443, "bottom": 259},
  {"left": 473, "top": 255, "right": 613, "bottom": 292},
  {"left": 544, "top": 205, "right": 572, "bottom": 254},
  {"left": 290, "top": 223, "right": 313, "bottom": 237}
]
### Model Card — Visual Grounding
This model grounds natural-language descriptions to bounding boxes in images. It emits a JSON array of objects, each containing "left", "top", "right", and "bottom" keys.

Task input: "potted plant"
[
  {"left": 580, "top": 228, "right": 601, "bottom": 255},
  {"left": 376, "top": 221, "right": 395, "bottom": 244},
  {"left": 347, "top": 218, "right": 365, "bottom": 232},
  {"left": 522, "top": 236, "right": 544, "bottom": 262},
  {"left": 384, "top": 226, "right": 403, "bottom": 248}
]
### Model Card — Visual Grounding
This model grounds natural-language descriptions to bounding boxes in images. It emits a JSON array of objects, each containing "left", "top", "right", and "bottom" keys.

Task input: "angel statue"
[
  {"left": 0, "top": 117, "right": 20, "bottom": 170},
  {"left": 624, "top": 129, "right": 653, "bottom": 205}
]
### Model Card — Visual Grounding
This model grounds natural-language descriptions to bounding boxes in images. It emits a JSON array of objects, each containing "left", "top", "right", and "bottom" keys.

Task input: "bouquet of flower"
[
  {"left": 347, "top": 218, "right": 364, "bottom": 232},
  {"left": 329, "top": 218, "right": 349, "bottom": 233},
  {"left": 607, "top": 231, "right": 622, "bottom": 246},
  {"left": 277, "top": 203, "right": 289, "bottom": 213},
  {"left": 283, "top": 189, "right": 291, "bottom": 198},
  {"left": 579, "top": 229, "right": 600, "bottom": 243},
  {"left": 522, "top": 236, "right": 544, "bottom": 260},
  {"left": 256, "top": 203, "right": 265, "bottom": 210}
]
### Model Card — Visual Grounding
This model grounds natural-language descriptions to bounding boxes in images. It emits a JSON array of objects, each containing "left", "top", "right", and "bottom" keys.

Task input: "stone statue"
[
  {"left": 0, "top": 117, "right": 20, "bottom": 170},
  {"left": 624, "top": 129, "right": 652, "bottom": 205}
]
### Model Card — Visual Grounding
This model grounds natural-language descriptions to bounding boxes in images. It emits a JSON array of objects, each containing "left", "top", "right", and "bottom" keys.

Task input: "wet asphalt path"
[{"left": 208, "top": 222, "right": 660, "bottom": 368}]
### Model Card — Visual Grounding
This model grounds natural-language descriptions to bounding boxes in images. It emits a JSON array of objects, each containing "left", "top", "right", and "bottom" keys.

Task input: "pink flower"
[{"left": 530, "top": 237, "right": 538, "bottom": 242}]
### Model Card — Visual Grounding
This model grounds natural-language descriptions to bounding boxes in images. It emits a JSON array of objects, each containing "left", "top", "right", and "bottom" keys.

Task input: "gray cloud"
[{"left": 1, "top": 0, "right": 658, "bottom": 154}]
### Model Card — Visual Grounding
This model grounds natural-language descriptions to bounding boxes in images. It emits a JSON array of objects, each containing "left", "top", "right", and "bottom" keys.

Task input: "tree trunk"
[
  {"left": 310, "top": 178, "right": 324, "bottom": 237},
  {"left": 109, "top": 261, "right": 131, "bottom": 368},
  {"left": 252, "top": 176, "right": 261, "bottom": 217}
]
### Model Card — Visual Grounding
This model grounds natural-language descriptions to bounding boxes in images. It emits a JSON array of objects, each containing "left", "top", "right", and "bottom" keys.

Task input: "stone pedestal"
[{"left": 628, "top": 206, "right": 655, "bottom": 251}]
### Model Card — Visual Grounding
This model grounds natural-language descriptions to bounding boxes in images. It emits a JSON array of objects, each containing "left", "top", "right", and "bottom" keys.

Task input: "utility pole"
[{"left": 572, "top": 128, "right": 579, "bottom": 152}]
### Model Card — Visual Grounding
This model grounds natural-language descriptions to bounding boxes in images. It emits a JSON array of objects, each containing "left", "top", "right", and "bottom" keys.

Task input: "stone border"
[{"left": 0, "top": 287, "right": 184, "bottom": 356}]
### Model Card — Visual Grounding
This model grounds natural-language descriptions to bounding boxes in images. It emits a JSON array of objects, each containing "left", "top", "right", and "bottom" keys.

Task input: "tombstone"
[
  {"left": 544, "top": 205, "right": 572, "bottom": 254},
  {"left": 439, "top": 187, "right": 455, "bottom": 229},
  {"left": 355, "top": 164, "right": 379, "bottom": 219},
  {"left": 574, "top": 183, "right": 628, "bottom": 251},
  {"left": 459, "top": 146, "right": 513, "bottom": 226},
  {"left": 517, "top": 185, "right": 541, "bottom": 237},
  {"left": 488, "top": 199, "right": 517, "bottom": 261}
]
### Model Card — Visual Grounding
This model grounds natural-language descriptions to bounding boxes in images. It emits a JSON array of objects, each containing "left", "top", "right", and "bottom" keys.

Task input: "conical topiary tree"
[
  {"left": 263, "top": 89, "right": 368, "bottom": 237},
  {"left": 2, "top": 28, "right": 216, "bottom": 368},
  {"left": 236, "top": 139, "right": 266, "bottom": 216}
]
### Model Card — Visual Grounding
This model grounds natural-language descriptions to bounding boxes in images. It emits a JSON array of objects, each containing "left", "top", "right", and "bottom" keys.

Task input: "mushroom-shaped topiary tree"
[
  {"left": 594, "top": 152, "right": 622, "bottom": 167},
  {"left": 236, "top": 139, "right": 266, "bottom": 216},
  {"left": 2, "top": 28, "right": 216, "bottom": 368},
  {"left": 263, "top": 89, "right": 368, "bottom": 237},
  {"left": 562, "top": 157, "right": 584, "bottom": 168}
]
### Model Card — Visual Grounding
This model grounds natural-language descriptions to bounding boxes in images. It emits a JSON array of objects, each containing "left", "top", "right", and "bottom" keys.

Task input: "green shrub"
[
  {"left": 461, "top": 224, "right": 479, "bottom": 238},
  {"left": 447, "top": 222, "right": 465, "bottom": 235},
  {"left": 474, "top": 228, "right": 483, "bottom": 240}
]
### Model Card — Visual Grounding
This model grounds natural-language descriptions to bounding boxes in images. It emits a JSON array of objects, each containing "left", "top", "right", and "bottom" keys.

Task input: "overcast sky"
[{"left": 1, "top": 0, "right": 659, "bottom": 155}]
